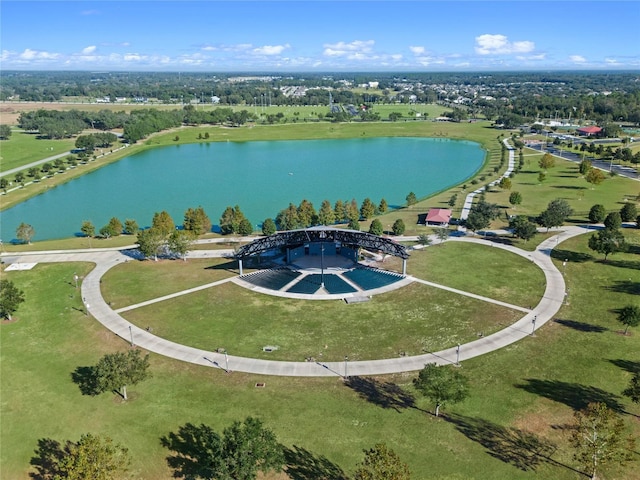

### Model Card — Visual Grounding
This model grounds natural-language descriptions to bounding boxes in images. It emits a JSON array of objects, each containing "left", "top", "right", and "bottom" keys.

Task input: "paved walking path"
[
  {"left": 458, "top": 139, "right": 515, "bottom": 232},
  {"left": 2, "top": 225, "right": 590, "bottom": 376}
]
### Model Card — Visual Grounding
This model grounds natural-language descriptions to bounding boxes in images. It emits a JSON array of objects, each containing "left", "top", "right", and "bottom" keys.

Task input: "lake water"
[{"left": 0, "top": 137, "right": 485, "bottom": 241}]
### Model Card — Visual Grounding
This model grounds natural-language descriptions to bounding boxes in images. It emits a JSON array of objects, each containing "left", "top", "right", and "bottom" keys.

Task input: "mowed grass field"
[{"left": 1, "top": 230, "right": 639, "bottom": 479}]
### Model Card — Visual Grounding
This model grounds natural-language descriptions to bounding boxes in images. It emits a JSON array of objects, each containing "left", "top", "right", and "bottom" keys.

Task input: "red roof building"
[
  {"left": 576, "top": 126, "right": 602, "bottom": 136},
  {"left": 425, "top": 208, "right": 452, "bottom": 226}
]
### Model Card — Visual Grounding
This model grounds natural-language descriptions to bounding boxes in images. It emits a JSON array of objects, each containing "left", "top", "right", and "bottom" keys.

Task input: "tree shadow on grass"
[
  {"left": 601, "top": 259, "right": 640, "bottom": 271},
  {"left": 515, "top": 379, "right": 625, "bottom": 413},
  {"left": 553, "top": 318, "right": 608, "bottom": 333},
  {"left": 609, "top": 359, "right": 640, "bottom": 374},
  {"left": 606, "top": 280, "right": 640, "bottom": 295},
  {"left": 550, "top": 248, "right": 593, "bottom": 263},
  {"left": 346, "top": 376, "right": 416, "bottom": 412},
  {"left": 442, "top": 413, "right": 578, "bottom": 474},
  {"left": 71, "top": 366, "right": 100, "bottom": 396},
  {"left": 29, "top": 438, "right": 66, "bottom": 479},
  {"left": 284, "top": 445, "right": 348, "bottom": 480},
  {"left": 160, "top": 423, "right": 221, "bottom": 480}
]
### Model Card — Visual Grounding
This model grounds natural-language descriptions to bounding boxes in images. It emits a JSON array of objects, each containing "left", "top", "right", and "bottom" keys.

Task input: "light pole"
[
  {"left": 129, "top": 325, "right": 134, "bottom": 347},
  {"left": 224, "top": 351, "right": 229, "bottom": 372},
  {"left": 319, "top": 230, "right": 326, "bottom": 288},
  {"left": 531, "top": 315, "right": 537, "bottom": 336},
  {"left": 344, "top": 356, "right": 348, "bottom": 379},
  {"left": 73, "top": 273, "right": 79, "bottom": 289},
  {"left": 455, "top": 343, "right": 461, "bottom": 366},
  {"left": 563, "top": 258, "right": 567, "bottom": 275}
]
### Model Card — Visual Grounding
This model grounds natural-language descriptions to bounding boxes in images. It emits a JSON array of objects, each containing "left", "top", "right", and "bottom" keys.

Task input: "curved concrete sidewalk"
[{"left": 3, "top": 225, "right": 590, "bottom": 376}]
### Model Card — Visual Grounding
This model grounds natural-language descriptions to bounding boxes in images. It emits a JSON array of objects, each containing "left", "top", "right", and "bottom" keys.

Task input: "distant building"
[
  {"left": 576, "top": 126, "right": 602, "bottom": 136},
  {"left": 425, "top": 208, "right": 452, "bottom": 227}
]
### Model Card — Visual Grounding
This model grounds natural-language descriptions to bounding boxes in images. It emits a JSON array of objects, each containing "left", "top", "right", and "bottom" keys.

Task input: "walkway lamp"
[
  {"left": 455, "top": 343, "right": 461, "bottom": 366},
  {"left": 344, "top": 356, "right": 348, "bottom": 379},
  {"left": 531, "top": 315, "right": 537, "bottom": 336},
  {"left": 129, "top": 325, "right": 134, "bottom": 347}
]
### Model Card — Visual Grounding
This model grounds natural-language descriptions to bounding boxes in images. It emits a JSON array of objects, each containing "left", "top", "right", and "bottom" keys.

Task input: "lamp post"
[
  {"left": 344, "top": 356, "right": 348, "bottom": 379},
  {"left": 531, "top": 315, "right": 537, "bottom": 336},
  {"left": 129, "top": 325, "right": 134, "bottom": 347},
  {"left": 319, "top": 230, "right": 326, "bottom": 288},
  {"left": 224, "top": 351, "right": 229, "bottom": 372},
  {"left": 455, "top": 343, "right": 461, "bottom": 366},
  {"left": 73, "top": 273, "right": 79, "bottom": 289}
]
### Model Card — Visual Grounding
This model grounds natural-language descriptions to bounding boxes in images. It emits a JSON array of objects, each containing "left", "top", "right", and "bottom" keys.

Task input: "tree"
[
  {"left": 168, "top": 230, "right": 194, "bottom": 260},
  {"left": 579, "top": 159, "right": 592, "bottom": 175},
  {"left": 538, "top": 199, "right": 573, "bottom": 231},
  {"left": 509, "top": 215, "right": 538, "bottom": 242},
  {"left": 123, "top": 219, "right": 139, "bottom": 235},
  {"left": 162, "top": 417, "right": 284, "bottom": 480},
  {"left": 0, "top": 124, "right": 12, "bottom": 139},
  {"left": 417, "top": 234, "right": 432, "bottom": 246},
  {"left": 0, "top": 279, "right": 25, "bottom": 320},
  {"left": 537, "top": 171, "right": 546, "bottom": 184},
  {"left": 35, "top": 433, "right": 131, "bottom": 480},
  {"left": 348, "top": 218, "right": 361, "bottom": 231},
  {"left": 447, "top": 194, "right": 457, "bottom": 207},
  {"left": 262, "top": 218, "right": 276, "bottom": 236},
  {"left": 334, "top": 200, "right": 347, "bottom": 223},
  {"left": 623, "top": 373, "right": 640, "bottom": 404},
  {"left": 392, "top": 219, "right": 405, "bottom": 236},
  {"left": 275, "top": 203, "right": 300, "bottom": 231},
  {"left": 538, "top": 152, "right": 555, "bottom": 170},
  {"left": 152, "top": 210, "right": 175, "bottom": 237},
  {"left": 94, "top": 349, "right": 151, "bottom": 401},
  {"left": 100, "top": 217, "right": 122, "bottom": 237},
  {"left": 603, "top": 212, "right": 622, "bottom": 231},
  {"left": 16, "top": 222, "right": 35, "bottom": 244},
  {"left": 183, "top": 206, "right": 211, "bottom": 235},
  {"left": 569, "top": 402, "right": 635, "bottom": 480},
  {"left": 360, "top": 198, "right": 376, "bottom": 220},
  {"left": 353, "top": 443, "right": 411, "bottom": 480},
  {"left": 620, "top": 203, "right": 637, "bottom": 222},
  {"left": 498, "top": 177, "right": 512, "bottom": 190},
  {"left": 588, "top": 204, "right": 607, "bottom": 224},
  {"left": 137, "top": 227, "right": 165, "bottom": 260},
  {"left": 369, "top": 219, "right": 384, "bottom": 236},
  {"left": 406, "top": 192, "right": 417, "bottom": 206},
  {"left": 80, "top": 220, "right": 95, "bottom": 238},
  {"left": 220, "top": 205, "right": 247, "bottom": 235},
  {"left": 297, "top": 199, "right": 317, "bottom": 228},
  {"left": 585, "top": 168, "right": 605, "bottom": 188},
  {"left": 237, "top": 217, "right": 254, "bottom": 236},
  {"left": 588, "top": 228, "right": 626, "bottom": 261},
  {"left": 413, "top": 363, "right": 469, "bottom": 417},
  {"left": 221, "top": 417, "right": 284, "bottom": 480},
  {"left": 318, "top": 199, "right": 336, "bottom": 225},
  {"left": 509, "top": 191, "right": 522, "bottom": 208},
  {"left": 379, "top": 198, "right": 388, "bottom": 214},
  {"left": 617, "top": 304, "right": 640, "bottom": 335},
  {"left": 434, "top": 227, "right": 449, "bottom": 243}
]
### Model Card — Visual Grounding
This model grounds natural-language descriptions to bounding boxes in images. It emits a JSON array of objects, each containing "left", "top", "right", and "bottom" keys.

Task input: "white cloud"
[
  {"left": 19, "top": 48, "right": 59, "bottom": 60},
  {"left": 81, "top": 46, "right": 97, "bottom": 55},
  {"left": 475, "top": 34, "right": 535, "bottom": 55},
  {"left": 253, "top": 44, "right": 290, "bottom": 56},
  {"left": 323, "top": 40, "right": 374, "bottom": 58},
  {"left": 409, "top": 46, "right": 425, "bottom": 55},
  {"left": 605, "top": 58, "right": 619, "bottom": 64},
  {"left": 570, "top": 55, "right": 586, "bottom": 63},
  {"left": 81, "top": 10, "right": 101, "bottom": 16}
]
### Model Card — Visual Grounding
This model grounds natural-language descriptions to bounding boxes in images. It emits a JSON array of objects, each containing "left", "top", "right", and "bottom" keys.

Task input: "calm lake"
[{"left": 0, "top": 137, "right": 485, "bottom": 241}]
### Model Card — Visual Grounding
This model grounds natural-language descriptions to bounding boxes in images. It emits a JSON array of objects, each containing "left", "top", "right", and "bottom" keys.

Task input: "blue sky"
[{"left": 2, "top": 1, "right": 639, "bottom": 71}]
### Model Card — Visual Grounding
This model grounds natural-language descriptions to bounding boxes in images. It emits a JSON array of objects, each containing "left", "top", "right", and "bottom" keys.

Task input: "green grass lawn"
[
  {"left": 2, "top": 230, "right": 639, "bottom": 479},
  {"left": 0, "top": 129, "right": 76, "bottom": 173}
]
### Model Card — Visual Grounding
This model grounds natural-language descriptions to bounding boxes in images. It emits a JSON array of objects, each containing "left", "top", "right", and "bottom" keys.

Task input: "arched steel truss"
[{"left": 235, "top": 227, "right": 410, "bottom": 260}]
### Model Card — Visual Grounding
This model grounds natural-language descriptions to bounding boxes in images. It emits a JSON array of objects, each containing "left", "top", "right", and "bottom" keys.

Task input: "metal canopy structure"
[{"left": 235, "top": 227, "right": 410, "bottom": 260}]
